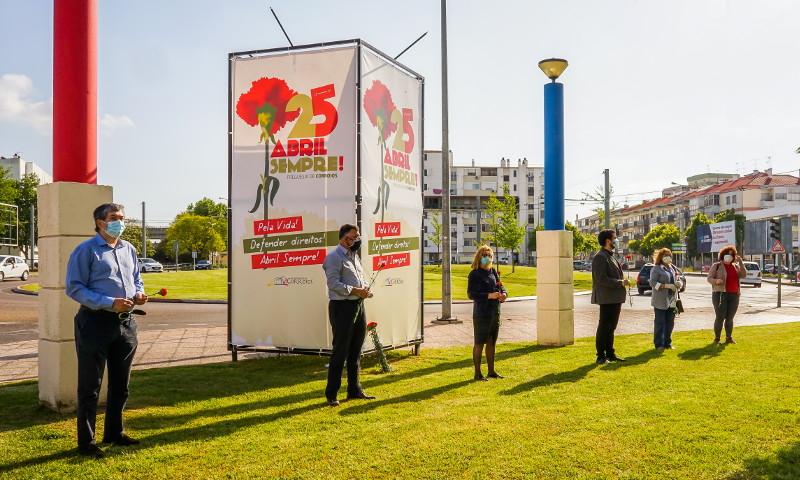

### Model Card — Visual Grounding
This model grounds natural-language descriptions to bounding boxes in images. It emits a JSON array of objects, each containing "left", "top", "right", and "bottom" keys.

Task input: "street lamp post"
[
  {"left": 535, "top": 57, "right": 574, "bottom": 346},
  {"left": 538, "top": 58, "right": 568, "bottom": 231}
]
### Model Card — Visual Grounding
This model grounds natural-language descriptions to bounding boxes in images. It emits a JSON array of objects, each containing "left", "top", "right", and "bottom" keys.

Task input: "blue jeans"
[{"left": 653, "top": 307, "right": 675, "bottom": 348}]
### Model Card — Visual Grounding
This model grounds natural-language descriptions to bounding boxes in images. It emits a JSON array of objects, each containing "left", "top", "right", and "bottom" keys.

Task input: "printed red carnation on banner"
[
  {"left": 236, "top": 77, "right": 299, "bottom": 136},
  {"left": 363, "top": 80, "right": 397, "bottom": 142}
]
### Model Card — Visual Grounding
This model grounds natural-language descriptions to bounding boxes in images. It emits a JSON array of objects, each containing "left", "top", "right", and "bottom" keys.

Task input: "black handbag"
[{"left": 675, "top": 292, "right": 684, "bottom": 314}]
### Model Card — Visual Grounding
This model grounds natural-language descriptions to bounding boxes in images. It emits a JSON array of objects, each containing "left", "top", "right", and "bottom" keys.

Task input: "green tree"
[
  {"left": 565, "top": 222, "right": 585, "bottom": 256},
  {"left": 119, "top": 219, "right": 156, "bottom": 256},
  {"left": 13, "top": 173, "right": 39, "bottom": 261},
  {"left": 426, "top": 211, "right": 443, "bottom": 264},
  {"left": 684, "top": 212, "right": 711, "bottom": 260},
  {"left": 581, "top": 232, "right": 599, "bottom": 254},
  {"left": 713, "top": 208, "right": 746, "bottom": 253},
  {"left": 639, "top": 224, "right": 682, "bottom": 259},
  {"left": 484, "top": 185, "right": 526, "bottom": 272},
  {"left": 527, "top": 224, "right": 544, "bottom": 252},
  {"left": 186, "top": 197, "right": 227, "bottom": 218},
  {"left": 0, "top": 167, "right": 16, "bottom": 203},
  {"left": 165, "top": 214, "right": 226, "bottom": 259},
  {"left": 581, "top": 185, "right": 619, "bottom": 227}
]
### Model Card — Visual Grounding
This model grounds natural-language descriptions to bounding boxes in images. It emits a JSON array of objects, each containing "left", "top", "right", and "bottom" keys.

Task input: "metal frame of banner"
[{"left": 227, "top": 39, "right": 425, "bottom": 361}]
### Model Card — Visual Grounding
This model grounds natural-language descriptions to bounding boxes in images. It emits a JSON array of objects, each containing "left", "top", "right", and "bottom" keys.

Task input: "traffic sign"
[{"left": 771, "top": 240, "right": 785, "bottom": 253}]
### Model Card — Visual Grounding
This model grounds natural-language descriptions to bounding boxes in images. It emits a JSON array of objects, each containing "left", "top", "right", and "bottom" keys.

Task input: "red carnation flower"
[
  {"left": 366, "top": 322, "right": 378, "bottom": 330},
  {"left": 363, "top": 80, "right": 397, "bottom": 142},
  {"left": 236, "top": 77, "right": 299, "bottom": 135}
]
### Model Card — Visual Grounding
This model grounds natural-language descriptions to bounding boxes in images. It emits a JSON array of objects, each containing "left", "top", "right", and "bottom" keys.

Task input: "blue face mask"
[
  {"left": 104, "top": 220, "right": 126, "bottom": 238},
  {"left": 481, "top": 256, "right": 491, "bottom": 266}
]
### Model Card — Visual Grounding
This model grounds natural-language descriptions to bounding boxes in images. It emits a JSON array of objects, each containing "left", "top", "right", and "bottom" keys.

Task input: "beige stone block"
[
  {"left": 38, "top": 235, "right": 89, "bottom": 289},
  {"left": 38, "top": 339, "right": 78, "bottom": 413},
  {"left": 537, "top": 257, "right": 573, "bottom": 285},
  {"left": 536, "top": 230, "right": 573, "bottom": 259},
  {"left": 38, "top": 339, "right": 108, "bottom": 413},
  {"left": 37, "top": 182, "right": 113, "bottom": 238},
  {"left": 536, "top": 283, "right": 574, "bottom": 310},
  {"left": 536, "top": 309, "right": 575, "bottom": 346},
  {"left": 39, "top": 288, "right": 80, "bottom": 341}
]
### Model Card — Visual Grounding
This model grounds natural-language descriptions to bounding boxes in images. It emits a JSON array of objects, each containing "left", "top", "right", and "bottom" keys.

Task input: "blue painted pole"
[{"left": 543, "top": 82, "right": 564, "bottom": 230}]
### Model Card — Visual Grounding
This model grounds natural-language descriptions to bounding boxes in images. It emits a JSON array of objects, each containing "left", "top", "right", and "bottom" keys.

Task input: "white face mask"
[
  {"left": 662, "top": 256, "right": 672, "bottom": 265},
  {"left": 723, "top": 254, "right": 733, "bottom": 263}
]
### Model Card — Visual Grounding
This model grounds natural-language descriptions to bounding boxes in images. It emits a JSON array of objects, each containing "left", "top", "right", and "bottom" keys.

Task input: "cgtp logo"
[
  {"left": 268, "top": 276, "right": 313, "bottom": 286},
  {"left": 383, "top": 277, "right": 403, "bottom": 287}
]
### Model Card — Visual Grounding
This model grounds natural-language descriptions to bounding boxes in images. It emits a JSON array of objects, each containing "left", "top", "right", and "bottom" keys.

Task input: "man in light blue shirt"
[
  {"left": 66, "top": 203, "right": 147, "bottom": 458},
  {"left": 322, "top": 223, "right": 375, "bottom": 406}
]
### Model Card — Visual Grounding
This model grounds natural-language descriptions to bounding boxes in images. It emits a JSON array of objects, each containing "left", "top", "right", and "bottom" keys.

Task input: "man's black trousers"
[
  {"left": 74, "top": 306, "right": 138, "bottom": 447},
  {"left": 325, "top": 299, "right": 366, "bottom": 400}
]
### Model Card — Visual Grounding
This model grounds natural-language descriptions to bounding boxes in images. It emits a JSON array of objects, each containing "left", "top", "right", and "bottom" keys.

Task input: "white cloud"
[
  {"left": 99, "top": 113, "right": 134, "bottom": 136},
  {"left": 0, "top": 74, "right": 52, "bottom": 135}
]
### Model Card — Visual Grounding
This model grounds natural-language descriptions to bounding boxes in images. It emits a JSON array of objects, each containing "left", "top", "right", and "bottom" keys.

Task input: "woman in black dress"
[{"left": 467, "top": 245, "right": 508, "bottom": 381}]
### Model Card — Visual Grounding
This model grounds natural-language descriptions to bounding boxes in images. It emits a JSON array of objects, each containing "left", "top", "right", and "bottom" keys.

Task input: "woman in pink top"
[{"left": 706, "top": 245, "right": 746, "bottom": 344}]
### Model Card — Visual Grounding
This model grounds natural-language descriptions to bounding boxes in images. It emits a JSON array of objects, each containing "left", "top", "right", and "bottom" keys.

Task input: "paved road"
[
  {"left": 2, "top": 272, "right": 799, "bottom": 384},
  {"left": 3, "top": 273, "right": 799, "bottom": 345}
]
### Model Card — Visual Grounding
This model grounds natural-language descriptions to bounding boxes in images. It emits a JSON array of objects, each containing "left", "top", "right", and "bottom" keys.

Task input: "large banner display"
[
  {"left": 358, "top": 48, "right": 424, "bottom": 346},
  {"left": 229, "top": 41, "right": 423, "bottom": 352},
  {"left": 697, "top": 220, "right": 736, "bottom": 253}
]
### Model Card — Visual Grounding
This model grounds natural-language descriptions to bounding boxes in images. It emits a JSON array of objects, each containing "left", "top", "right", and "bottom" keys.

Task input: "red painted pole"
[{"left": 53, "top": 0, "right": 97, "bottom": 183}]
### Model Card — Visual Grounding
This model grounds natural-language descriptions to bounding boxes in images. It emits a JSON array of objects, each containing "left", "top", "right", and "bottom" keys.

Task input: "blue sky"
[{"left": 1, "top": 0, "right": 799, "bottom": 224}]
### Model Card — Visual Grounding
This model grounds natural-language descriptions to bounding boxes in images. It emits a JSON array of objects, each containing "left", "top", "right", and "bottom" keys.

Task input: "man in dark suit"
[{"left": 590, "top": 229, "right": 630, "bottom": 365}]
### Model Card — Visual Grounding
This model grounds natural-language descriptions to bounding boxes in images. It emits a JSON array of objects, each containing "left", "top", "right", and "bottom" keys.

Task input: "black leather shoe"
[
  {"left": 608, "top": 356, "right": 627, "bottom": 362},
  {"left": 103, "top": 433, "right": 140, "bottom": 446},
  {"left": 326, "top": 398, "right": 340, "bottom": 406},
  {"left": 78, "top": 444, "right": 105, "bottom": 458},
  {"left": 474, "top": 374, "right": 489, "bottom": 381},
  {"left": 725, "top": 337, "right": 737, "bottom": 344},
  {"left": 596, "top": 357, "right": 611, "bottom": 365},
  {"left": 346, "top": 392, "right": 376, "bottom": 400},
  {"left": 487, "top": 372, "right": 505, "bottom": 379}
]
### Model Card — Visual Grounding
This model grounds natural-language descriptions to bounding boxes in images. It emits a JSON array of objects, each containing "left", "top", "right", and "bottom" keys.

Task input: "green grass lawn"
[
  {"left": 22, "top": 266, "right": 592, "bottom": 301},
  {"left": 1, "top": 323, "right": 799, "bottom": 479},
  {"left": 424, "top": 265, "right": 591, "bottom": 300}
]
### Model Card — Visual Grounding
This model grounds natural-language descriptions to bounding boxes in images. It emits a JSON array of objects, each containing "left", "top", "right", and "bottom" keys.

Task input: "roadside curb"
[{"left": 13, "top": 286, "right": 593, "bottom": 305}]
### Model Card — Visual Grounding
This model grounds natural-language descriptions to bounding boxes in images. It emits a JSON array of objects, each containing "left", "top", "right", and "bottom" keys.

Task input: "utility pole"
[
  {"left": 438, "top": 0, "right": 455, "bottom": 322},
  {"left": 603, "top": 168, "right": 610, "bottom": 229},
  {"left": 141, "top": 201, "right": 146, "bottom": 258}
]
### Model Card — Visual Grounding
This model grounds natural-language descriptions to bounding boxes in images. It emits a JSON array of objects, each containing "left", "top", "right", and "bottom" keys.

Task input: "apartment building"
[
  {"left": 422, "top": 151, "right": 544, "bottom": 264},
  {"left": 576, "top": 169, "right": 800, "bottom": 262},
  {"left": 0, "top": 154, "right": 53, "bottom": 184}
]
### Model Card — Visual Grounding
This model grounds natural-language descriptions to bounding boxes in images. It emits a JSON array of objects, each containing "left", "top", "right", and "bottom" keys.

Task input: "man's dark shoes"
[
  {"left": 608, "top": 356, "right": 627, "bottom": 362},
  {"left": 326, "top": 398, "right": 340, "bottom": 406},
  {"left": 102, "top": 433, "right": 140, "bottom": 446},
  {"left": 725, "top": 337, "right": 737, "bottom": 344},
  {"left": 78, "top": 444, "right": 105, "bottom": 458},
  {"left": 596, "top": 357, "right": 611, "bottom": 365},
  {"left": 346, "top": 391, "right": 376, "bottom": 400},
  {"left": 474, "top": 374, "right": 489, "bottom": 381},
  {"left": 487, "top": 372, "right": 505, "bottom": 379}
]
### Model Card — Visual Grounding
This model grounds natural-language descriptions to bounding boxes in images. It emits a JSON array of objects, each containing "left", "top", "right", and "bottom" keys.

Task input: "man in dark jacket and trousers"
[{"left": 591, "top": 229, "right": 630, "bottom": 364}]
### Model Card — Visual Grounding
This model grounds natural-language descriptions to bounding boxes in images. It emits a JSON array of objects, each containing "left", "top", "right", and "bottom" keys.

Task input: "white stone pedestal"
[
  {"left": 536, "top": 230, "right": 574, "bottom": 346},
  {"left": 37, "top": 183, "right": 112, "bottom": 413}
]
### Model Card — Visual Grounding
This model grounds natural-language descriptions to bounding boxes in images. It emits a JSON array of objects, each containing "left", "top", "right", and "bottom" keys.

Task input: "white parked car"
[
  {"left": 741, "top": 261, "right": 762, "bottom": 287},
  {"left": 0, "top": 255, "right": 30, "bottom": 281},
  {"left": 137, "top": 258, "right": 164, "bottom": 273}
]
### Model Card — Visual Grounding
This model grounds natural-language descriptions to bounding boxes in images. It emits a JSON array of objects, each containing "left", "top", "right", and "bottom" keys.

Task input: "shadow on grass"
[
  {"left": 600, "top": 348, "right": 663, "bottom": 371},
  {"left": 338, "top": 379, "right": 474, "bottom": 415},
  {"left": 727, "top": 440, "right": 800, "bottom": 479},
  {"left": 678, "top": 342, "right": 726, "bottom": 361},
  {"left": 498, "top": 362, "right": 599, "bottom": 395},
  {"left": 0, "top": 448, "right": 81, "bottom": 474}
]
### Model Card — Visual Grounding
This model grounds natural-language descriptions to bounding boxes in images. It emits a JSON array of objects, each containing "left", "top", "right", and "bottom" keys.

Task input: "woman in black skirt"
[{"left": 467, "top": 245, "right": 508, "bottom": 381}]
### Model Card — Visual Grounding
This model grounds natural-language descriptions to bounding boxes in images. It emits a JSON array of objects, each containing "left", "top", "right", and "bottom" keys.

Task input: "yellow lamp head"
[{"left": 538, "top": 58, "right": 569, "bottom": 82}]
